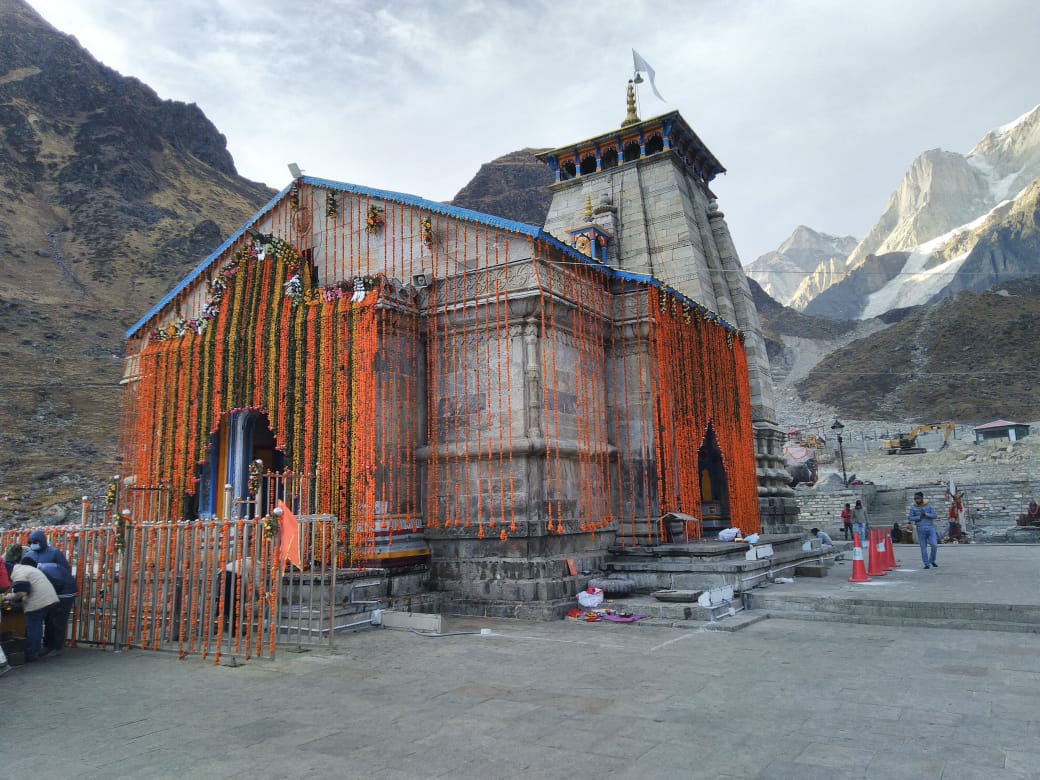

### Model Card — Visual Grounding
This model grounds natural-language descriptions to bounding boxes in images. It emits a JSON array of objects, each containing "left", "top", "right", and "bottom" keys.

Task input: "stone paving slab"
[
  {"left": 4, "top": 589, "right": 1040, "bottom": 780},
  {"left": 753, "top": 542, "right": 1040, "bottom": 606}
]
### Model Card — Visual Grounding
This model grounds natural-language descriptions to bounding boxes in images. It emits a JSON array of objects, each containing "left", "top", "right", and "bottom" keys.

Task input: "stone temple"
[{"left": 118, "top": 84, "right": 797, "bottom": 617}]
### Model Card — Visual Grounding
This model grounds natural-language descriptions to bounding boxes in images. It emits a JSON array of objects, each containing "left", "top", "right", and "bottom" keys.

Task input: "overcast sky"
[{"left": 28, "top": 0, "right": 1040, "bottom": 261}]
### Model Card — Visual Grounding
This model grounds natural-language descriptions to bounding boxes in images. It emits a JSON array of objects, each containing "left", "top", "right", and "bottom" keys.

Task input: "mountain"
[
  {"left": 798, "top": 276, "right": 1040, "bottom": 422},
  {"left": 0, "top": 0, "right": 274, "bottom": 524},
  {"left": 449, "top": 148, "right": 553, "bottom": 225},
  {"left": 800, "top": 105, "right": 1040, "bottom": 319},
  {"left": 745, "top": 226, "right": 858, "bottom": 307}
]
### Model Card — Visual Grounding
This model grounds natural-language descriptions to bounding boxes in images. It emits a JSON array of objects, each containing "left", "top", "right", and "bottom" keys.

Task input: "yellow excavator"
[{"left": 883, "top": 421, "right": 955, "bottom": 454}]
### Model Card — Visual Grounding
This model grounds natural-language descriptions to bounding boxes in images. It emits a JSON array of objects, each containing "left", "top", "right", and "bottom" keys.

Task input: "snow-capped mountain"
[
  {"left": 745, "top": 227, "right": 857, "bottom": 306},
  {"left": 790, "top": 104, "right": 1040, "bottom": 319}
]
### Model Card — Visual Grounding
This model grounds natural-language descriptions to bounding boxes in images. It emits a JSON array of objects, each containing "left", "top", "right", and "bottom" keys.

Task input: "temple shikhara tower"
[
  {"left": 537, "top": 83, "right": 795, "bottom": 532},
  {"left": 118, "top": 84, "right": 795, "bottom": 618}
]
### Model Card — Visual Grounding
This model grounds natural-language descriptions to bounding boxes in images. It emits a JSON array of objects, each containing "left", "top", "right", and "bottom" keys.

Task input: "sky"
[{"left": 27, "top": 0, "right": 1040, "bottom": 262}]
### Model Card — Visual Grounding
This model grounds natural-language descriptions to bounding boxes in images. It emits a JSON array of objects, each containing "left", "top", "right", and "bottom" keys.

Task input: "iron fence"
[{"left": 1, "top": 513, "right": 346, "bottom": 664}]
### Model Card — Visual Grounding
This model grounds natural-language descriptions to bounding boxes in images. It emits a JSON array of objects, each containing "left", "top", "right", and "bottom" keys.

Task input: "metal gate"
[{"left": 2, "top": 510, "right": 345, "bottom": 664}]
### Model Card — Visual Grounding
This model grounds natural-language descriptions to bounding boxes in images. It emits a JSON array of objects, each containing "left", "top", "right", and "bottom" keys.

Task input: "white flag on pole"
[{"left": 632, "top": 49, "right": 664, "bottom": 102}]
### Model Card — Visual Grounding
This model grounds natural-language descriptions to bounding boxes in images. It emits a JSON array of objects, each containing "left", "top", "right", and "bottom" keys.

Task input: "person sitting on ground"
[
  {"left": 810, "top": 528, "right": 833, "bottom": 548},
  {"left": 1018, "top": 500, "right": 1040, "bottom": 528},
  {"left": 890, "top": 522, "right": 903, "bottom": 544}
]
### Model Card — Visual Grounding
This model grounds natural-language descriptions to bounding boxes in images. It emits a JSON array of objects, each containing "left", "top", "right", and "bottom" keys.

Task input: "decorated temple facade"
[{"left": 119, "top": 100, "right": 772, "bottom": 615}]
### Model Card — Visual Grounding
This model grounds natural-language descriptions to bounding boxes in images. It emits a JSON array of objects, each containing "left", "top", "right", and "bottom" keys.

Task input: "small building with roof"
[{"left": 973, "top": 420, "right": 1031, "bottom": 444}]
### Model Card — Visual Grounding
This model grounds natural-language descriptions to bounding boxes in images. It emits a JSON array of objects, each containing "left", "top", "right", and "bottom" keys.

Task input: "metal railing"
[{"left": 1, "top": 508, "right": 356, "bottom": 664}]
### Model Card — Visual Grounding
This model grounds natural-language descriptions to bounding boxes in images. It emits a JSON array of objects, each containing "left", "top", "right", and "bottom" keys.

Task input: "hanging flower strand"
[{"left": 366, "top": 204, "right": 385, "bottom": 234}]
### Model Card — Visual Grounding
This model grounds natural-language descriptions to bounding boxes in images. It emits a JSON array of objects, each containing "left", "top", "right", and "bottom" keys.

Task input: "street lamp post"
[{"left": 831, "top": 418, "right": 848, "bottom": 488}]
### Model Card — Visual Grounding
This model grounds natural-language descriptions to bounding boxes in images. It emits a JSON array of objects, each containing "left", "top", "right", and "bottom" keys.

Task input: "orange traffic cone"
[
  {"left": 882, "top": 530, "right": 896, "bottom": 570},
  {"left": 848, "top": 532, "right": 871, "bottom": 583},
  {"left": 867, "top": 529, "right": 887, "bottom": 577}
]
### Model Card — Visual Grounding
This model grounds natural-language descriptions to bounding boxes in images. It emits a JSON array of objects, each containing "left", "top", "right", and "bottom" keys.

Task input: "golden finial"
[
  {"left": 584, "top": 193, "right": 593, "bottom": 221},
  {"left": 621, "top": 79, "right": 640, "bottom": 127}
]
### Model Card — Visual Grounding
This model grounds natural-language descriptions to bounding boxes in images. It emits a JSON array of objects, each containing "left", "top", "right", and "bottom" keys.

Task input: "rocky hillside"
[
  {"left": 449, "top": 148, "right": 553, "bottom": 226},
  {"left": 0, "top": 0, "right": 273, "bottom": 524},
  {"left": 797, "top": 275, "right": 1040, "bottom": 422}
]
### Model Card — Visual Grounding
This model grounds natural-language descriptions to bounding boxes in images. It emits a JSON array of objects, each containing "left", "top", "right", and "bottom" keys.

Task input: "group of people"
[
  {"left": 839, "top": 500, "right": 869, "bottom": 541},
  {"left": 834, "top": 492, "right": 952, "bottom": 571},
  {"left": 1, "top": 530, "right": 76, "bottom": 674}
]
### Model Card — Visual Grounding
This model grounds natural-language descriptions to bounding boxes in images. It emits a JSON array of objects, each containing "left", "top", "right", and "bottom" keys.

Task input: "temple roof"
[
  {"left": 534, "top": 110, "right": 726, "bottom": 184},
  {"left": 126, "top": 176, "right": 739, "bottom": 338},
  {"left": 974, "top": 419, "right": 1029, "bottom": 430}
]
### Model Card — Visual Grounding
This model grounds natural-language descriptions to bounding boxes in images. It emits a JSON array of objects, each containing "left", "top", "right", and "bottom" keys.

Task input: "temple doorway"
[
  {"left": 200, "top": 410, "right": 283, "bottom": 518},
  {"left": 698, "top": 426, "right": 730, "bottom": 537}
]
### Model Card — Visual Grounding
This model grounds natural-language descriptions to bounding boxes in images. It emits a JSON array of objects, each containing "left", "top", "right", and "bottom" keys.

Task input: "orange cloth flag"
[{"left": 277, "top": 499, "right": 302, "bottom": 570}]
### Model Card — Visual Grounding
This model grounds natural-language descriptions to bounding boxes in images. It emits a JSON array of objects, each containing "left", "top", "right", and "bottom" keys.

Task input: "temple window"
[
  {"left": 623, "top": 141, "right": 640, "bottom": 162},
  {"left": 579, "top": 154, "right": 597, "bottom": 175},
  {"left": 645, "top": 134, "right": 664, "bottom": 155},
  {"left": 561, "top": 160, "right": 577, "bottom": 180},
  {"left": 601, "top": 148, "right": 618, "bottom": 169}
]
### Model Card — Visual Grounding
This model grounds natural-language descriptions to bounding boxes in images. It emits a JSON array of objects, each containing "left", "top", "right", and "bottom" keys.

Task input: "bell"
[{"left": 633, "top": 73, "right": 644, "bottom": 84}]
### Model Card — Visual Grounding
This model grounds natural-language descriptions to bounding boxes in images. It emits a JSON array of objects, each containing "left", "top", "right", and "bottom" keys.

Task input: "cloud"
[{"left": 27, "top": 0, "right": 1040, "bottom": 261}]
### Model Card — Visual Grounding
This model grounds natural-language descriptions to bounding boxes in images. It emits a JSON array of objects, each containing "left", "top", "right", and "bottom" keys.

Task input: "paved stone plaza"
[{"left": 4, "top": 545, "right": 1039, "bottom": 779}]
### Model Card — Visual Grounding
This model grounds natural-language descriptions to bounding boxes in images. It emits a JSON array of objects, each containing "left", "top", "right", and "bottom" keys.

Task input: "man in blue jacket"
[
  {"left": 26, "top": 530, "right": 77, "bottom": 656},
  {"left": 908, "top": 491, "right": 939, "bottom": 569}
]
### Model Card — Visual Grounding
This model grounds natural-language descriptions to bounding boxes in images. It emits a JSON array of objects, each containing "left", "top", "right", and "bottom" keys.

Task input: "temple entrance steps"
[
  {"left": 272, "top": 569, "right": 441, "bottom": 641},
  {"left": 593, "top": 532, "right": 846, "bottom": 628},
  {"left": 869, "top": 488, "right": 912, "bottom": 530},
  {"left": 602, "top": 532, "right": 838, "bottom": 594}
]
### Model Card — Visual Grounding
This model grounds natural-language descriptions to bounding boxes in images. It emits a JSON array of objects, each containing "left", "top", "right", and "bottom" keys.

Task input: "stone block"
[{"left": 793, "top": 564, "right": 829, "bottom": 578}]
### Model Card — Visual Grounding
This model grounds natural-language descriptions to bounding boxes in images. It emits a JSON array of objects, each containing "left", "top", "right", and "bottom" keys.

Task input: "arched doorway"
[
  {"left": 698, "top": 426, "right": 730, "bottom": 537},
  {"left": 199, "top": 410, "right": 283, "bottom": 518}
]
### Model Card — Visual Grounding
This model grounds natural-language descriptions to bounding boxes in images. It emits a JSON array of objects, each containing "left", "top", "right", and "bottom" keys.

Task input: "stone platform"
[
  {"left": 593, "top": 542, "right": 1040, "bottom": 633},
  {"left": 602, "top": 532, "right": 841, "bottom": 595}
]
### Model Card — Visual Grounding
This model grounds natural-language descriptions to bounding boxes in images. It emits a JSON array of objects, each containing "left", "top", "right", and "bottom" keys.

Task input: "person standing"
[
  {"left": 908, "top": 491, "right": 938, "bottom": 569},
  {"left": 852, "top": 501, "right": 869, "bottom": 544},
  {"left": 0, "top": 556, "right": 12, "bottom": 675},
  {"left": 26, "top": 530, "right": 76, "bottom": 656},
  {"left": 840, "top": 502, "right": 853, "bottom": 540},
  {"left": 4, "top": 545, "right": 59, "bottom": 663}
]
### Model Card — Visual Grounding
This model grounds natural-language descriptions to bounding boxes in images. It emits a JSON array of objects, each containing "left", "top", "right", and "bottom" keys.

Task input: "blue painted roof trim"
[
  {"left": 613, "top": 270, "right": 738, "bottom": 332},
  {"left": 126, "top": 176, "right": 737, "bottom": 337},
  {"left": 125, "top": 184, "right": 293, "bottom": 338}
]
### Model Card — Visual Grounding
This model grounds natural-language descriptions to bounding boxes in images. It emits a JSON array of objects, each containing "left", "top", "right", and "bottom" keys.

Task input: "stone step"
[
  {"left": 746, "top": 592, "right": 1040, "bottom": 633},
  {"left": 638, "top": 612, "right": 768, "bottom": 632}
]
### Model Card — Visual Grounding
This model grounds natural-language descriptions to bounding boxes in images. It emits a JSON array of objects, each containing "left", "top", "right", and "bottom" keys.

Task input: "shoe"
[
  {"left": 924, "top": 565, "right": 931, "bottom": 569},
  {"left": 37, "top": 648, "right": 53, "bottom": 659},
  {"left": 0, "top": 663, "right": 11, "bottom": 676},
  {"left": 931, "top": 562, "right": 938, "bottom": 567}
]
